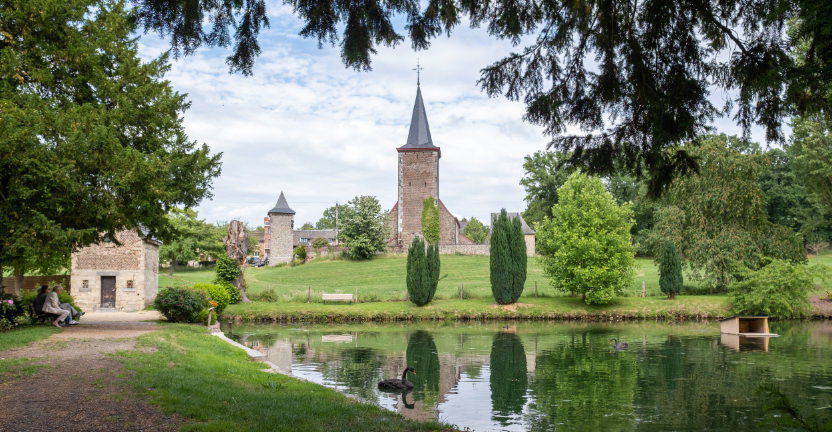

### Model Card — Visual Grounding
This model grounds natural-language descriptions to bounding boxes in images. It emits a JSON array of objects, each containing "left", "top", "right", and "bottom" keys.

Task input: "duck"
[
  {"left": 609, "top": 338, "right": 628, "bottom": 350},
  {"left": 378, "top": 367, "right": 416, "bottom": 390}
]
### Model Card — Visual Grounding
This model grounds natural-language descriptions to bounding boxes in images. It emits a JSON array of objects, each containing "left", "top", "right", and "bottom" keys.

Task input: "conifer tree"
[
  {"left": 659, "top": 240, "right": 683, "bottom": 299},
  {"left": 406, "top": 236, "right": 438, "bottom": 306},
  {"left": 490, "top": 209, "right": 526, "bottom": 304}
]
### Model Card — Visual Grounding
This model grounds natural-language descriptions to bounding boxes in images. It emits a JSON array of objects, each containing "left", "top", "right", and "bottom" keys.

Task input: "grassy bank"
[
  {"left": 224, "top": 295, "right": 732, "bottom": 322},
  {"left": 118, "top": 324, "right": 451, "bottom": 432},
  {"left": 0, "top": 326, "right": 60, "bottom": 350}
]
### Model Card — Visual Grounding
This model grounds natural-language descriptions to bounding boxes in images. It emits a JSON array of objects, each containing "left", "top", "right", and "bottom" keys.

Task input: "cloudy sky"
[{"left": 136, "top": 2, "right": 766, "bottom": 229}]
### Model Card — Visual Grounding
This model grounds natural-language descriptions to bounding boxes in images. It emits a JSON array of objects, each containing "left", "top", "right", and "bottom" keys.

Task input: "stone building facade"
[
  {"left": 267, "top": 191, "right": 295, "bottom": 265},
  {"left": 386, "top": 84, "right": 474, "bottom": 249},
  {"left": 70, "top": 229, "right": 160, "bottom": 312}
]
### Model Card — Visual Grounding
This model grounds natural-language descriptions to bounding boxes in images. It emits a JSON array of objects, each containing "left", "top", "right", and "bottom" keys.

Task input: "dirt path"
[{"left": 0, "top": 312, "right": 183, "bottom": 432}]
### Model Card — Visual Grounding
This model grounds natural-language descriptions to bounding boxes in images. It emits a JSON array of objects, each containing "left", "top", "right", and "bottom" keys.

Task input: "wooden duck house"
[{"left": 719, "top": 316, "right": 777, "bottom": 352}]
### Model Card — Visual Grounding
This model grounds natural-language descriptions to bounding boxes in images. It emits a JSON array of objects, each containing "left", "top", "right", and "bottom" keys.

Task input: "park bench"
[
  {"left": 322, "top": 293, "right": 354, "bottom": 304},
  {"left": 29, "top": 303, "right": 59, "bottom": 325}
]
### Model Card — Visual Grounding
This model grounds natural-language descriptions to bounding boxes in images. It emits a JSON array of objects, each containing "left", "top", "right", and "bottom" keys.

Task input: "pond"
[{"left": 227, "top": 321, "right": 832, "bottom": 431}]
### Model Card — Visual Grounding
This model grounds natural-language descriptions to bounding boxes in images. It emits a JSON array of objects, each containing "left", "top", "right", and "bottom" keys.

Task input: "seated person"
[
  {"left": 41, "top": 285, "right": 75, "bottom": 327},
  {"left": 33, "top": 285, "right": 50, "bottom": 316},
  {"left": 60, "top": 300, "right": 84, "bottom": 322}
]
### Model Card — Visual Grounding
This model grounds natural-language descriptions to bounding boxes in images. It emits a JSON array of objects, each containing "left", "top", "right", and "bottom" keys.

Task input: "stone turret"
[{"left": 267, "top": 191, "right": 295, "bottom": 264}]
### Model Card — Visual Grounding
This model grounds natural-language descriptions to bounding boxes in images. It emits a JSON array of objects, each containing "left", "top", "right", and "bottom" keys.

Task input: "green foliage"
[
  {"left": 520, "top": 151, "right": 574, "bottom": 228},
  {"left": 490, "top": 209, "right": 527, "bottom": 305},
  {"left": 0, "top": 295, "right": 23, "bottom": 330},
  {"left": 154, "top": 287, "right": 210, "bottom": 323},
  {"left": 311, "top": 237, "right": 330, "bottom": 255},
  {"left": 648, "top": 206, "right": 685, "bottom": 259},
  {"left": 406, "top": 237, "right": 439, "bottom": 306},
  {"left": 539, "top": 173, "right": 636, "bottom": 305},
  {"left": 159, "top": 208, "right": 225, "bottom": 270},
  {"left": 664, "top": 135, "right": 806, "bottom": 290},
  {"left": 250, "top": 288, "right": 279, "bottom": 302},
  {"left": 405, "top": 331, "right": 440, "bottom": 397},
  {"left": 659, "top": 241, "right": 683, "bottom": 299},
  {"left": 214, "top": 255, "right": 241, "bottom": 284},
  {"left": 490, "top": 333, "right": 527, "bottom": 422},
  {"left": 336, "top": 196, "right": 386, "bottom": 260},
  {"left": 218, "top": 281, "right": 241, "bottom": 304},
  {"left": 791, "top": 116, "right": 832, "bottom": 216},
  {"left": 421, "top": 198, "right": 440, "bottom": 245},
  {"left": 315, "top": 206, "right": 338, "bottom": 229},
  {"left": 728, "top": 259, "right": 827, "bottom": 318},
  {"left": 462, "top": 217, "right": 489, "bottom": 244},
  {"left": 193, "top": 282, "right": 230, "bottom": 315},
  {"left": 0, "top": 0, "right": 221, "bottom": 276},
  {"left": 300, "top": 222, "right": 315, "bottom": 230},
  {"left": 294, "top": 245, "right": 307, "bottom": 263}
]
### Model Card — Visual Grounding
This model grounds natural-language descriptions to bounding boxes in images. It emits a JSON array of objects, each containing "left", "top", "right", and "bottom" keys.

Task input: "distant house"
[
  {"left": 70, "top": 229, "right": 161, "bottom": 312},
  {"left": 293, "top": 230, "right": 337, "bottom": 247},
  {"left": 490, "top": 212, "right": 536, "bottom": 256}
]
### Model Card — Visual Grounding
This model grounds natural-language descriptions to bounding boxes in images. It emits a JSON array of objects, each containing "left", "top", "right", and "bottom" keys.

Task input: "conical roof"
[
  {"left": 400, "top": 86, "right": 436, "bottom": 149},
  {"left": 268, "top": 191, "right": 295, "bottom": 215}
]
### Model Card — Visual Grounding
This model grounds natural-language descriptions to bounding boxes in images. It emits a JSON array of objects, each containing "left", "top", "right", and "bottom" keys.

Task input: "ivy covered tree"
[
  {"left": 490, "top": 209, "right": 527, "bottom": 305},
  {"left": 0, "top": 0, "right": 221, "bottom": 291},
  {"left": 539, "top": 173, "right": 635, "bottom": 305},
  {"left": 406, "top": 236, "right": 439, "bottom": 306},
  {"left": 136, "top": 0, "right": 832, "bottom": 193},
  {"left": 336, "top": 196, "right": 386, "bottom": 260},
  {"left": 659, "top": 241, "right": 683, "bottom": 300},
  {"left": 462, "top": 217, "right": 489, "bottom": 244},
  {"left": 421, "top": 198, "right": 440, "bottom": 245}
]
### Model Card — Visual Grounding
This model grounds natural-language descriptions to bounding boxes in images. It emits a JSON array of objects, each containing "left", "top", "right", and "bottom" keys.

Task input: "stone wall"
[
  {"left": 525, "top": 234, "right": 536, "bottom": 256},
  {"left": 74, "top": 230, "right": 144, "bottom": 270},
  {"left": 437, "top": 244, "right": 491, "bottom": 255},
  {"left": 269, "top": 213, "right": 294, "bottom": 264},
  {"left": 4, "top": 275, "right": 71, "bottom": 296}
]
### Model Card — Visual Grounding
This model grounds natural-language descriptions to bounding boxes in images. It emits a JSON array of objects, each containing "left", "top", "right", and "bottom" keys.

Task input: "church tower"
[
  {"left": 267, "top": 191, "right": 295, "bottom": 264},
  {"left": 393, "top": 83, "right": 441, "bottom": 247}
]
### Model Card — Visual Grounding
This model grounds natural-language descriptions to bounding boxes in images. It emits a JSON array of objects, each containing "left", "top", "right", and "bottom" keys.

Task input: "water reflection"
[{"left": 228, "top": 322, "right": 832, "bottom": 431}]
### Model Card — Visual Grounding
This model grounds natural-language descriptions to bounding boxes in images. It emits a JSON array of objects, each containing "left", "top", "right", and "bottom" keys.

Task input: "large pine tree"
[
  {"left": 406, "top": 236, "right": 438, "bottom": 306},
  {"left": 659, "top": 240, "right": 683, "bottom": 300},
  {"left": 490, "top": 209, "right": 526, "bottom": 304}
]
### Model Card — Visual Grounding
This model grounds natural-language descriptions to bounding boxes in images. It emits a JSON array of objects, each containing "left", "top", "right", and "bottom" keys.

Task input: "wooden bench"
[
  {"left": 322, "top": 293, "right": 354, "bottom": 304},
  {"left": 29, "top": 303, "right": 58, "bottom": 326}
]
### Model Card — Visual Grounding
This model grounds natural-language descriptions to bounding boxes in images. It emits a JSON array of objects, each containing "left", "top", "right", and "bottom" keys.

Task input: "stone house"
[
  {"left": 70, "top": 229, "right": 160, "bottom": 312},
  {"left": 490, "top": 212, "right": 536, "bottom": 256},
  {"left": 385, "top": 84, "right": 475, "bottom": 249},
  {"left": 293, "top": 230, "right": 337, "bottom": 247}
]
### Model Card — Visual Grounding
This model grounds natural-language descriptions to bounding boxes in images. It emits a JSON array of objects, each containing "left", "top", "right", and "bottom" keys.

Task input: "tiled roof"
[
  {"left": 490, "top": 212, "right": 535, "bottom": 235},
  {"left": 399, "top": 86, "right": 436, "bottom": 149},
  {"left": 268, "top": 191, "right": 295, "bottom": 215}
]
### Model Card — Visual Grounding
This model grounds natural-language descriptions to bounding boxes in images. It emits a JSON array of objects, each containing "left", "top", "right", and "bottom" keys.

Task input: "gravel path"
[{"left": 0, "top": 312, "right": 183, "bottom": 432}]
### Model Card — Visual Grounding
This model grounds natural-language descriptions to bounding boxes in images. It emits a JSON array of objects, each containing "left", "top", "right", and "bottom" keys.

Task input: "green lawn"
[
  {"left": 118, "top": 324, "right": 450, "bottom": 431},
  {"left": 161, "top": 255, "right": 677, "bottom": 301}
]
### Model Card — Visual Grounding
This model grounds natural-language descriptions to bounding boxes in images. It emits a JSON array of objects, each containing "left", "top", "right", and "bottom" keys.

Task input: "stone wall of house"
[
  {"left": 396, "top": 149, "right": 439, "bottom": 248},
  {"left": 269, "top": 213, "right": 294, "bottom": 264},
  {"left": 525, "top": 234, "right": 536, "bottom": 256},
  {"left": 70, "top": 230, "right": 159, "bottom": 312},
  {"left": 437, "top": 244, "right": 491, "bottom": 255}
]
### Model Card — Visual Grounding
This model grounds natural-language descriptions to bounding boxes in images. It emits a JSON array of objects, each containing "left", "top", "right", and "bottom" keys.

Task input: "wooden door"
[{"left": 100, "top": 276, "right": 116, "bottom": 308}]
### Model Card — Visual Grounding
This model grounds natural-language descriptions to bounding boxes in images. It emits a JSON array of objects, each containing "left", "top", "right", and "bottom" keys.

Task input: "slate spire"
[
  {"left": 401, "top": 85, "right": 435, "bottom": 149},
  {"left": 268, "top": 191, "right": 295, "bottom": 215}
]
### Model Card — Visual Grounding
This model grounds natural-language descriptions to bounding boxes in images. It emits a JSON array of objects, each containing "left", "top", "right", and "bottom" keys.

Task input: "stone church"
[{"left": 384, "top": 83, "right": 475, "bottom": 249}]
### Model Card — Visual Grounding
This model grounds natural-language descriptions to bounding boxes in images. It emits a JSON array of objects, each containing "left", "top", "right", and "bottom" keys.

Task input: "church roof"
[
  {"left": 400, "top": 85, "right": 436, "bottom": 149},
  {"left": 268, "top": 191, "right": 295, "bottom": 215}
]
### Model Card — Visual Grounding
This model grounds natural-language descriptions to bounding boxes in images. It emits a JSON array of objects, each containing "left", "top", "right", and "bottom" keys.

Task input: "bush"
[
  {"left": 193, "top": 282, "right": 230, "bottom": 315},
  {"left": 659, "top": 240, "right": 683, "bottom": 299},
  {"left": 196, "top": 308, "right": 218, "bottom": 325},
  {"left": 294, "top": 245, "right": 307, "bottom": 263},
  {"left": 155, "top": 287, "right": 210, "bottom": 323},
  {"left": 406, "top": 236, "right": 439, "bottom": 306},
  {"left": 0, "top": 294, "right": 24, "bottom": 330},
  {"left": 250, "top": 288, "right": 279, "bottom": 302},
  {"left": 218, "top": 281, "right": 241, "bottom": 304},
  {"left": 728, "top": 259, "right": 828, "bottom": 318},
  {"left": 490, "top": 209, "right": 527, "bottom": 305},
  {"left": 215, "top": 254, "right": 241, "bottom": 284},
  {"left": 311, "top": 237, "right": 329, "bottom": 256}
]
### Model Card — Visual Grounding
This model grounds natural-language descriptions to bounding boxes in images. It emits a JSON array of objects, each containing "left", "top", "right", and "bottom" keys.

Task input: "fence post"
[
  {"left": 354, "top": 286, "right": 358, "bottom": 303},
  {"left": 642, "top": 281, "right": 646, "bottom": 298},
  {"left": 535, "top": 280, "right": 538, "bottom": 297},
  {"left": 460, "top": 283, "right": 464, "bottom": 299},
  {"left": 307, "top": 285, "right": 311, "bottom": 303}
]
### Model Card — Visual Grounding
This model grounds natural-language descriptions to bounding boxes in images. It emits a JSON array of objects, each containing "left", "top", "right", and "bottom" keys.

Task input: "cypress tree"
[
  {"left": 659, "top": 240, "right": 683, "bottom": 299},
  {"left": 407, "top": 236, "right": 438, "bottom": 306},
  {"left": 491, "top": 209, "right": 526, "bottom": 304}
]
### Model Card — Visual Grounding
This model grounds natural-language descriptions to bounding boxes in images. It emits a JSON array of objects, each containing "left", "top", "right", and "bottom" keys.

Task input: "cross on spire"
[{"left": 413, "top": 60, "right": 424, "bottom": 86}]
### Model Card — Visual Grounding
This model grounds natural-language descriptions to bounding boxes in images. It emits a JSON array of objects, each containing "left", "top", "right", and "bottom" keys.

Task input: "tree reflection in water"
[
  {"left": 490, "top": 332, "right": 527, "bottom": 426},
  {"left": 406, "top": 330, "right": 440, "bottom": 402}
]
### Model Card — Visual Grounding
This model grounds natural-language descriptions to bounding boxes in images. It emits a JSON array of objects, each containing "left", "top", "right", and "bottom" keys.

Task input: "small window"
[
  {"left": 80, "top": 280, "right": 90, "bottom": 292},
  {"left": 126, "top": 280, "right": 135, "bottom": 291}
]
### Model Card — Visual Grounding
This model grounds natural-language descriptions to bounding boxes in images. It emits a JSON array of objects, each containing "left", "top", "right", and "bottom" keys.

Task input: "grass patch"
[
  {"left": 0, "top": 326, "right": 60, "bottom": 351},
  {"left": 0, "top": 358, "right": 47, "bottom": 380},
  {"left": 117, "top": 324, "right": 452, "bottom": 431}
]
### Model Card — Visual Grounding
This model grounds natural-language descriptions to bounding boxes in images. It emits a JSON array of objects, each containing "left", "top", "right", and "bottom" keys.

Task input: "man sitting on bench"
[
  {"left": 33, "top": 285, "right": 59, "bottom": 324},
  {"left": 42, "top": 285, "right": 75, "bottom": 327}
]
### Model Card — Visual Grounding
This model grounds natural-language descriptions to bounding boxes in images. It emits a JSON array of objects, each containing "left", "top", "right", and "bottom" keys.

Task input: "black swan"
[
  {"left": 609, "top": 338, "right": 629, "bottom": 350},
  {"left": 378, "top": 367, "right": 416, "bottom": 390}
]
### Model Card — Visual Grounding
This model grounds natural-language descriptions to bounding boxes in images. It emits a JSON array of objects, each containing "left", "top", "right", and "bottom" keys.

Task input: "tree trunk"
[
  {"left": 14, "top": 263, "right": 25, "bottom": 296},
  {"left": 0, "top": 262, "right": 4, "bottom": 296},
  {"left": 169, "top": 259, "right": 176, "bottom": 276},
  {"left": 224, "top": 220, "right": 251, "bottom": 303}
]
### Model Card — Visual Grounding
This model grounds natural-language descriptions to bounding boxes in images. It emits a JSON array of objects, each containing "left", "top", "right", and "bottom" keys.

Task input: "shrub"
[
  {"left": 250, "top": 288, "right": 280, "bottom": 302},
  {"left": 729, "top": 259, "right": 828, "bottom": 318},
  {"left": 218, "top": 281, "right": 241, "bottom": 304},
  {"left": 0, "top": 294, "right": 24, "bottom": 330},
  {"left": 155, "top": 287, "right": 210, "bottom": 323},
  {"left": 193, "top": 282, "right": 230, "bottom": 315},
  {"left": 490, "top": 209, "right": 527, "bottom": 305},
  {"left": 294, "top": 245, "right": 307, "bottom": 263},
  {"left": 196, "top": 308, "right": 218, "bottom": 325},
  {"left": 215, "top": 254, "right": 241, "bottom": 284},
  {"left": 311, "top": 237, "right": 329, "bottom": 256},
  {"left": 406, "top": 236, "right": 439, "bottom": 306},
  {"left": 659, "top": 240, "right": 683, "bottom": 299}
]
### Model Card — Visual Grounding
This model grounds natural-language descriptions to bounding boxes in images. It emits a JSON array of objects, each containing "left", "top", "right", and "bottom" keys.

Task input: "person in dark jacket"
[{"left": 33, "top": 285, "right": 49, "bottom": 315}]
